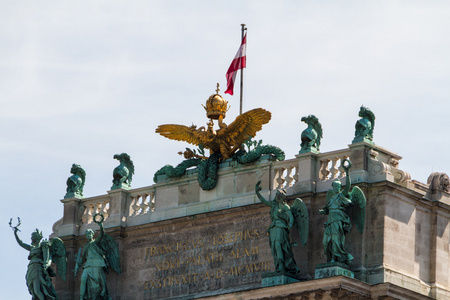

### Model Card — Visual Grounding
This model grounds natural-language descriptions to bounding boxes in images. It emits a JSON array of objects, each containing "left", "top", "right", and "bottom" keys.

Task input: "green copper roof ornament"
[
  {"left": 10, "top": 217, "right": 67, "bottom": 299},
  {"left": 352, "top": 106, "right": 375, "bottom": 144},
  {"left": 74, "top": 213, "right": 121, "bottom": 300},
  {"left": 299, "top": 115, "right": 322, "bottom": 154},
  {"left": 111, "top": 153, "right": 135, "bottom": 190},
  {"left": 319, "top": 159, "right": 366, "bottom": 265},
  {"left": 255, "top": 181, "right": 309, "bottom": 276},
  {"left": 65, "top": 164, "right": 86, "bottom": 199}
]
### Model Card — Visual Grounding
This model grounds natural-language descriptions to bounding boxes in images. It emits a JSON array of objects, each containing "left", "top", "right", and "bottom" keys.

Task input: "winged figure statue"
[
  {"left": 319, "top": 159, "right": 366, "bottom": 264},
  {"left": 112, "top": 153, "right": 135, "bottom": 189},
  {"left": 156, "top": 108, "right": 271, "bottom": 161},
  {"left": 74, "top": 213, "right": 121, "bottom": 300},
  {"left": 299, "top": 114, "right": 323, "bottom": 154},
  {"left": 11, "top": 219, "right": 67, "bottom": 299},
  {"left": 255, "top": 181, "right": 309, "bottom": 276}
]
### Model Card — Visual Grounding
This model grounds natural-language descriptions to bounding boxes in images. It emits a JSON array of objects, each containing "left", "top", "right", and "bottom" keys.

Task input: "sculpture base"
[
  {"left": 299, "top": 147, "right": 319, "bottom": 155},
  {"left": 111, "top": 183, "right": 131, "bottom": 190},
  {"left": 261, "top": 271, "right": 300, "bottom": 287},
  {"left": 352, "top": 136, "right": 374, "bottom": 145},
  {"left": 64, "top": 192, "right": 83, "bottom": 199},
  {"left": 315, "top": 262, "right": 354, "bottom": 279}
]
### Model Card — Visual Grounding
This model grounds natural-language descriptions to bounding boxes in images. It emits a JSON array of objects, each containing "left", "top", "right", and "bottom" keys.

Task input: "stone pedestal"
[
  {"left": 261, "top": 271, "right": 300, "bottom": 287},
  {"left": 64, "top": 192, "right": 83, "bottom": 199},
  {"left": 315, "top": 262, "right": 354, "bottom": 279},
  {"left": 111, "top": 183, "right": 131, "bottom": 190}
]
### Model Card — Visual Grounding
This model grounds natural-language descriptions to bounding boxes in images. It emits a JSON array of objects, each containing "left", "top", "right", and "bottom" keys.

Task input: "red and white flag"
[{"left": 225, "top": 33, "right": 247, "bottom": 95}]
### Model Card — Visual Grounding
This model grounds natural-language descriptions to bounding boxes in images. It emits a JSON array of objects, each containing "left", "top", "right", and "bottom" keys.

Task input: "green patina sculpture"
[
  {"left": 112, "top": 153, "right": 135, "bottom": 190},
  {"left": 352, "top": 106, "right": 375, "bottom": 144},
  {"left": 10, "top": 218, "right": 67, "bottom": 299},
  {"left": 65, "top": 164, "right": 86, "bottom": 199},
  {"left": 154, "top": 140, "right": 285, "bottom": 191},
  {"left": 319, "top": 159, "right": 366, "bottom": 264},
  {"left": 74, "top": 214, "right": 121, "bottom": 300},
  {"left": 299, "top": 115, "right": 322, "bottom": 154},
  {"left": 255, "top": 181, "right": 308, "bottom": 276}
]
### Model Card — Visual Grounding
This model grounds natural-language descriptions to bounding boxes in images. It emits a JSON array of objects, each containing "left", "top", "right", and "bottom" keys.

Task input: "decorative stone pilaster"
[
  {"left": 293, "top": 152, "right": 318, "bottom": 194},
  {"left": 106, "top": 188, "right": 130, "bottom": 228},
  {"left": 348, "top": 142, "right": 371, "bottom": 183},
  {"left": 58, "top": 197, "right": 84, "bottom": 236}
]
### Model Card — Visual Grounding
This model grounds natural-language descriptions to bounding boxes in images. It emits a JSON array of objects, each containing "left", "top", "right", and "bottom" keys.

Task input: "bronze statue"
[
  {"left": 299, "top": 115, "right": 323, "bottom": 154},
  {"left": 112, "top": 153, "right": 135, "bottom": 189},
  {"left": 66, "top": 164, "right": 86, "bottom": 198},
  {"left": 319, "top": 159, "right": 366, "bottom": 264},
  {"left": 11, "top": 218, "right": 67, "bottom": 299},
  {"left": 74, "top": 214, "right": 121, "bottom": 300},
  {"left": 255, "top": 181, "right": 308, "bottom": 275},
  {"left": 353, "top": 106, "right": 375, "bottom": 144},
  {"left": 155, "top": 85, "right": 271, "bottom": 161}
]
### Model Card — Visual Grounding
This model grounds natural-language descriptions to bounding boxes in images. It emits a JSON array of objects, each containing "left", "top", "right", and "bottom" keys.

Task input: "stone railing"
[
  {"left": 52, "top": 142, "right": 418, "bottom": 237},
  {"left": 81, "top": 195, "right": 111, "bottom": 225}
]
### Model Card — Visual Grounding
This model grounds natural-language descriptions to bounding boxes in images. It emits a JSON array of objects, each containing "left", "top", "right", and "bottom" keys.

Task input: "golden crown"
[{"left": 202, "top": 83, "right": 229, "bottom": 120}]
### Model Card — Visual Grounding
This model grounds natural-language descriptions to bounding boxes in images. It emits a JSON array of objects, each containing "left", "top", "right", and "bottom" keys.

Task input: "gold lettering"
[
  {"left": 253, "top": 229, "right": 260, "bottom": 239},
  {"left": 181, "top": 274, "right": 190, "bottom": 284},
  {"left": 238, "top": 265, "right": 245, "bottom": 275},
  {"left": 262, "top": 261, "right": 270, "bottom": 271},
  {"left": 148, "top": 279, "right": 161, "bottom": 289},
  {"left": 230, "top": 266, "right": 238, "bottom": 276},
  {"left": 251, "top": 246, "right": 259, "bottom": 255},
  {"left": 245, "top": 263, "right": 254, "bottom": 273},
  {"left": 216, "top": 269, "right": 223, "bottom": 279},
  {"left": 204, "top": 271, "right": 211, "bottom": 280},
  {"left": 168, "top": 277, "right": 174, "bottom": 287}
]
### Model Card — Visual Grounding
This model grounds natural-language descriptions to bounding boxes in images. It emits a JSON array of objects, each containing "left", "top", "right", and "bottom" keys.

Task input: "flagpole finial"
[{"left": 216, "top": 83, "right": 220, "bottom": 94}]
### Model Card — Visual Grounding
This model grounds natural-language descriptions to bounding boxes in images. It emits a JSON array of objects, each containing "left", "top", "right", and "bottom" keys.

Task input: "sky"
[{"left": 1, "top": 1, "right": 450, "bottom": 298}]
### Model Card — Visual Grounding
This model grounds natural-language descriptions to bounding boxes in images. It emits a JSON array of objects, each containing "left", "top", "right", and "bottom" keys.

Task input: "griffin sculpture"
[
  {"left": 299, "top": 114, "right": 322, "bottom": 154},
  {"left": 156, "top": 85, "right": 271, "bottom": 161},
  {"left": 112, "top": 153, "right": 135, "bottom": 190}
]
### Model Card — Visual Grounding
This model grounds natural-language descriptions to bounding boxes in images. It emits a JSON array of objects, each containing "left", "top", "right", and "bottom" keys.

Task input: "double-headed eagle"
[{"left": 156, "top": 85, "right": 271, "bottom": 161}]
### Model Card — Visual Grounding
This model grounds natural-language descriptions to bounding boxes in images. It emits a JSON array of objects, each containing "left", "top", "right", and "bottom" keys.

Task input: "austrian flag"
[{"left": 225, "top": 34, "right": 247, "bottom": 95}]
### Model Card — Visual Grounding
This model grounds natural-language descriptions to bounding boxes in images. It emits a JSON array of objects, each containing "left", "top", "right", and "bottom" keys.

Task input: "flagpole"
[{"left": 239, "top": 24, "right": 246, "bottom": 115}]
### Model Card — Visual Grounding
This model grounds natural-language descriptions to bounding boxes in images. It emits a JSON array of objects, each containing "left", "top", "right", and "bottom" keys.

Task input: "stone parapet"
[{"left": 51, "top": 143, "right": 450, "bottom": 299}]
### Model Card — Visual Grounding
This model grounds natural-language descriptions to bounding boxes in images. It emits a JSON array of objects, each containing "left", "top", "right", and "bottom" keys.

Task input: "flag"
[{"left": 225, "top": 33, "right": 247, "bottom": 95}]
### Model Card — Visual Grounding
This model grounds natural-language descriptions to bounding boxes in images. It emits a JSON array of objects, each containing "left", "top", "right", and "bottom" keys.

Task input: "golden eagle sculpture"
[{"left": 155, "top": 84, "right": 271, "bottom": 161}]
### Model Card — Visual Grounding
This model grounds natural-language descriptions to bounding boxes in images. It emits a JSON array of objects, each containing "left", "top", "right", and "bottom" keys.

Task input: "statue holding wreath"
[
  {"left": 319, "top": 159, "right": 366, "bottom": 264},
  {"left": 74, "top": 214, "right": 121, "bottom": 300}
]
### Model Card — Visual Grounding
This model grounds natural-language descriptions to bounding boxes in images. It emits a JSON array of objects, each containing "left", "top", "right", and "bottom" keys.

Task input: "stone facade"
[{"left": 51, "top": 142, "right": 450, "bottom": 299}]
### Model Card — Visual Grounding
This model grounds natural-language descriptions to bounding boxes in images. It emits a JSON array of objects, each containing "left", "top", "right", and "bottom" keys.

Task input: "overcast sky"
[{"left": 1, "top": 1, "right": 450, "bottom": 298}]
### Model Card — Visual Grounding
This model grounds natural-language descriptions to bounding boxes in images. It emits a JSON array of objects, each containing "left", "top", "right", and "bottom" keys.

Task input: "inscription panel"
[{"left": 123, "top": 211, "right": 272, "bottom": 299}]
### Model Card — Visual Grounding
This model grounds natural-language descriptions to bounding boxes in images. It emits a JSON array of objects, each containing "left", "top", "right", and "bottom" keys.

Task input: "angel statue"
[
  {"left": 112, "top": 153, "right": 135, "bottom": 190},
  {"left": 74, "top": 213, "right": 121, "bottom": 300},
  {"left": 352, "top": 105, "right": 375, "bottom": 144},
  {"left": 10, "top": 217, "right": 67, "bottom": 299},
  {"left": 65, "top": 164, "right": 86, "bottom": 199},
  {"left": 319, "top": 159, "right": 366, "bottom": 264},
  {"left": 299, "top": 114, "right": 323, "bottom": 154},
  {"left": 255, "top": 181, "right": 309, "bottom": 275}
]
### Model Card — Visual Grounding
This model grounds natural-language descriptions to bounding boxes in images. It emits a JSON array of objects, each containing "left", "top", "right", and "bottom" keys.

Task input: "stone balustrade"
[{"left": 51, "top": 142, "right": 420, "bottom": 237}]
